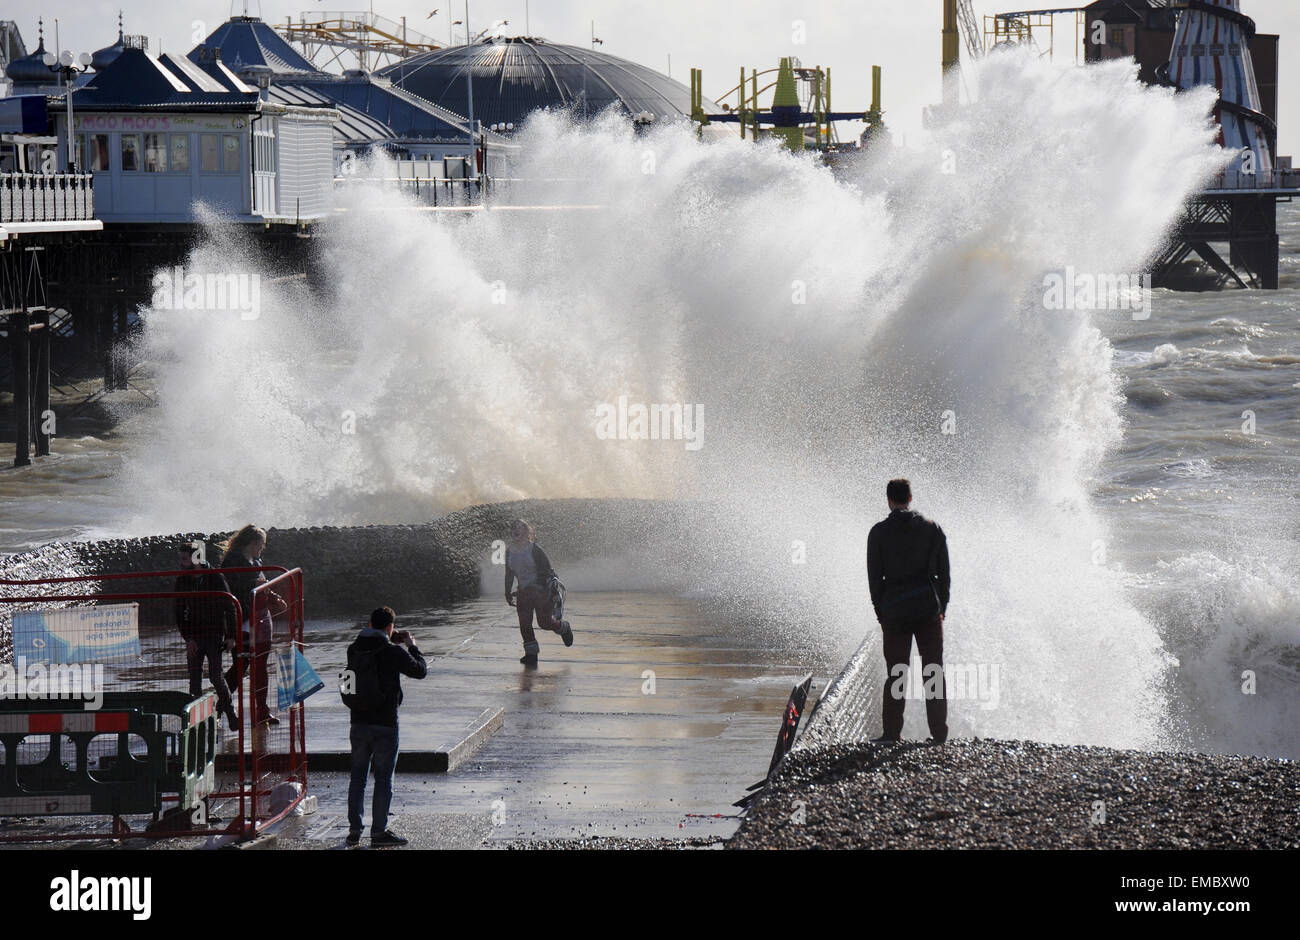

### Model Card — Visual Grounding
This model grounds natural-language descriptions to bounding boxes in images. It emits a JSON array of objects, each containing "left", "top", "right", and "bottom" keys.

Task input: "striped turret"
[{"left": 1169, "top": 0, "right": 1274, "bottom": 180}]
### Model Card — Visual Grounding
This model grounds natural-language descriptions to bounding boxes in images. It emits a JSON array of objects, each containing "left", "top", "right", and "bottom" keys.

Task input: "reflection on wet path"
[{"left": 301, "top": 592, "right": 833, "bottom": 842}]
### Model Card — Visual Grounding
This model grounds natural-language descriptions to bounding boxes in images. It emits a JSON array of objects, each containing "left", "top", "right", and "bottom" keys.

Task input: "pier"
[{"left": 1, "top": 171, "right": 100, "bottom": 466}]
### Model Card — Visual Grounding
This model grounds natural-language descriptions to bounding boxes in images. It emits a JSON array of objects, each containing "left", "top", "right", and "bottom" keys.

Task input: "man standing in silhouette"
[{"left": 866, "top": 478, "right": 951, "bottom": 744}]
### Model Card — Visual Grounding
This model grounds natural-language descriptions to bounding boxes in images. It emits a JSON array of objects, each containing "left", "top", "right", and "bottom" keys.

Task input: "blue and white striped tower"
[{"left": 1168, "top": 0, "right": 1273, "bottom": 182}]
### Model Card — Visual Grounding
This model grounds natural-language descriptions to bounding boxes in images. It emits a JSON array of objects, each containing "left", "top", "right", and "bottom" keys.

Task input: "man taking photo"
[{"left": 342, "top": 606, "right": 428, "bottom": 847}]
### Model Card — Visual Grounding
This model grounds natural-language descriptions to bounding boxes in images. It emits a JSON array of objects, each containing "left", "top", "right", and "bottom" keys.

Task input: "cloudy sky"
[{"left": 15, "top": 0, "right": 1300, "bottom": 156}]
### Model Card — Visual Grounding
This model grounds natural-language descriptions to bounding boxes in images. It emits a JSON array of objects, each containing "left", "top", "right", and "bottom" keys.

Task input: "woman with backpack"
[{"left": 505, "top": 519, "right": 574, "bottom": 667}]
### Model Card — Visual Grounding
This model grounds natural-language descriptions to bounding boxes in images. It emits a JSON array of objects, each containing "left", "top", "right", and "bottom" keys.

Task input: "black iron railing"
[{"left": 1206, "top": 169, "right": 1300, "bottom": 192}]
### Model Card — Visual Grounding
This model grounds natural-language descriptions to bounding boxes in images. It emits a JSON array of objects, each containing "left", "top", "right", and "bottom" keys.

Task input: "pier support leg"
[
  {"left": 9, "top": 311, "right": 31, "bottom": 468},
  {"left": 1234, "top": 234, "right": 1280, "bottom": 291},
  {"left": 1227, "top": 195, "right": 1280, "bottom": 290},
  {"left": 35, "top": 309, "right": 51, "bottom": 458}
]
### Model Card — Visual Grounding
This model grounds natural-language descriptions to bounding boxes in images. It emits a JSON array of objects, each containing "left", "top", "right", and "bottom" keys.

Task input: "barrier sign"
[
  {"left": 275, "top": 646, "right": 324, "bottom": 711},
  {"left": 12, "top": 604, "right": 141, "bottom": 664},
  {"left": 767, "top": 673, "right": 814, "bottom": 778}
]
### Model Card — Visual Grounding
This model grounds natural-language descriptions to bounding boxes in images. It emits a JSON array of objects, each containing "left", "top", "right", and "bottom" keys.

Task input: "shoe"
[
  {"left": 256, "top": 714, "right": 281, "bottom": 727},
  {"left": 870, "top": 735, "right": 901, "bottom": 744},
  {"left": 371, "top": 830, "right": 408, "bottom": 847},
  {"left": 926, "top": 736, "right": 947, "bottom": 745},
  {"left": 224, "top": 707, "right": 239, "bottom": 732},
  {"left": 560, "top": 621, "right": 574, "bottom": 647},
  {"left": 519, "top": 654, "right": 538, "bottom": 667},
  {"left": 345, "top": 829, "right": 361, "bottom": 846}
]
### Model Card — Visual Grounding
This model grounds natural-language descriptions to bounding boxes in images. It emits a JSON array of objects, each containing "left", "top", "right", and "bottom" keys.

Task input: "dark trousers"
[
  {"left": 516, "top": 585, "right": 561, "bottom": 653},
  {"left": 226, "top": 651, "right": 271, "bottom": 721},
  {"left": 225, "top": 613, "right": 273, "bottom": 721},
  {"left": 881, "top": 615, "right": 948, "bottom": 742},
  {"left": 186, "top": 636, "right": 232, "bottom": 712},
  {"left": 348, "top": 723, "right": 400, "bottom": 835}
]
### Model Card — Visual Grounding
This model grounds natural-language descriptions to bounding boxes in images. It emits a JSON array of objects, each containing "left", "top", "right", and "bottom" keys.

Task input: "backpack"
[
  {"left": 546, "top": 575, "right": 566, "bottom": 621},
  {"left": 340, "top": 645, "right": 398, "bottom": 713}
]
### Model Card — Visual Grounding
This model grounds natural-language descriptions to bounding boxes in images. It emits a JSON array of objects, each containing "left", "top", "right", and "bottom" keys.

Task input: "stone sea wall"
[{"left": 0, "top": 498, "right": 717, "bottom": 631}]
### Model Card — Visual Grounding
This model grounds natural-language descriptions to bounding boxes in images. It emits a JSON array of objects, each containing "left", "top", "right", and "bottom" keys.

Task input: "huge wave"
[{"left": 113, "top": 49, "right": 1281, "bottom": 753}]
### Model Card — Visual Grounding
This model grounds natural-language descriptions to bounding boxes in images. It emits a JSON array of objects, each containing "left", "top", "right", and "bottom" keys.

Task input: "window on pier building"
[
  {"left": 223, "top": 134, "right": 240, "bottom": 173},
  {"left": 199, "top": 132, "right": 243, "bottom": 175},
  {"left": 143, "top": 133, "right": 168, "bottom": 173},
  {"left": 254, "top": 131, "right": 276, "bottom": 174},
  {"left": 1107, "top": 26, "right": 1134, "bottom": 56},
  {"left": 88, "top": 134, "right": 110, "bottom": 171},
  {"left": 200, "top": 134, "right": 219, "bottom": 173},
  {"left": 121, "top": 134, "right": 140, "bottom": 172},
  {"left": 171, "top": 134, "right": 190, "bottom": 173}
]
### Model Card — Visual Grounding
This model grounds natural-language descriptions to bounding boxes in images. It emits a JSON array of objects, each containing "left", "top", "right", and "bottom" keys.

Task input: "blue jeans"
[{"left": 348, "top": 723, "right": 400, "bottom": 835}]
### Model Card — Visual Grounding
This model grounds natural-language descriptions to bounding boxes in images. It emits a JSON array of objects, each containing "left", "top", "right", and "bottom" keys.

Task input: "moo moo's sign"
[{"left": 74, "top": 113, "right": 249, "bottom": 133}]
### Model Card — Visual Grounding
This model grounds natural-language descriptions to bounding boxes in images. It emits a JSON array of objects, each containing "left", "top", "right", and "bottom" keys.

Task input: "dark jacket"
[
  {"left": 346, "top": 628, "right": 428, "bottom": 727},
  {"left": 174, "top": 566, "right": 237, "bottom": 643},
  {"left": 504, "top": 542, "right": 556, "bottom": 597},
  {"left": 221, "top": 554, "right": 268, "bottom": 625},
  {"left": 866, "top": 508, "right": 951, "bottom": 623}
]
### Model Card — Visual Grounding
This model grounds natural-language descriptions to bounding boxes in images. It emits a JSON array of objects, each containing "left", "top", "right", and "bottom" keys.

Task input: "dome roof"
[
  {"left": 91, "top": 30, "right": 125, "bottom": 71},
  {"left": 379, "top": 37, "right": 717, "bottom": 131},
  {"left": 5, "top": 31, "right": 52, "bottom": 86},
  {"left": 189, "top": 16, "right": 320, "bottom": 77}
]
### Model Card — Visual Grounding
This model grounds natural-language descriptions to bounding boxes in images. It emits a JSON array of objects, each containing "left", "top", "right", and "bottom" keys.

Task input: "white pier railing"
[{"left": 0, "top": 173, "right": 96, "bottom": 224}]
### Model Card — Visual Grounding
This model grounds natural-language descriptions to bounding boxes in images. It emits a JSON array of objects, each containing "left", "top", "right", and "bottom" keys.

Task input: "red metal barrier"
[
  {"left": 244, "top": 567, "right": 308, "bottom": 837},
  {"left": 0, "top": 566, "right": 308, "bottom": 843}
]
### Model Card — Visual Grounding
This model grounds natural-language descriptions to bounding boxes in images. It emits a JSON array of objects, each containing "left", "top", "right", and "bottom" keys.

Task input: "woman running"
[{"left": 505, "top": 519, "right": 573, "bottom": 667}]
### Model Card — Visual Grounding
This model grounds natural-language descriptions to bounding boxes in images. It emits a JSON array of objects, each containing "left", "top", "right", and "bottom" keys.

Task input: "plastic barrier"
[
  {"left": 0, "top": 691, "right": 216, "bottom": 837},
  {"left": 0, "top": 565, "right": 308, "bottom": 842}
]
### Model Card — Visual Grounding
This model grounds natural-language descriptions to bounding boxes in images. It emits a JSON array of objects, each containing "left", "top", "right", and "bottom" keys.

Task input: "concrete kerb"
[{"left": 306, "top": 706, "right": 505, "bottom": 773}]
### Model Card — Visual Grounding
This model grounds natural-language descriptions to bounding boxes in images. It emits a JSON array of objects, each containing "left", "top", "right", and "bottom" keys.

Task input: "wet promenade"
[{"left": 294, "top": 592, "right": 831, "bottom": 845}]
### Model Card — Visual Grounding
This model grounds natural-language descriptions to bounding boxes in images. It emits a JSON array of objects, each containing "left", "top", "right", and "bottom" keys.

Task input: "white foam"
[{"left": 110, "top": 50, "right": 1245, "bottom": 750}]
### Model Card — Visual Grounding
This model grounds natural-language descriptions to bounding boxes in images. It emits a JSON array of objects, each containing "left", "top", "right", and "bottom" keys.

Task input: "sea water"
[{"left": 1, "top": 50, "right": 1295, "bottom": 758}]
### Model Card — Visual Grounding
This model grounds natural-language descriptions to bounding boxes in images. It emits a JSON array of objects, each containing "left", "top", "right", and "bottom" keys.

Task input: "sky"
[{"left": 10, "top": 0, "right": 1300, "bottom": 157}]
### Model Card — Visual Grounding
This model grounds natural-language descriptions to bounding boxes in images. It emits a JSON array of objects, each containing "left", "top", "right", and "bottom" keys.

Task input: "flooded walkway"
[
  {"left": 293, "top": 591, "right": 832, "bottom": 844},
  {"left": 0, "top": 591, "right": 835, "bottom": 847}
]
